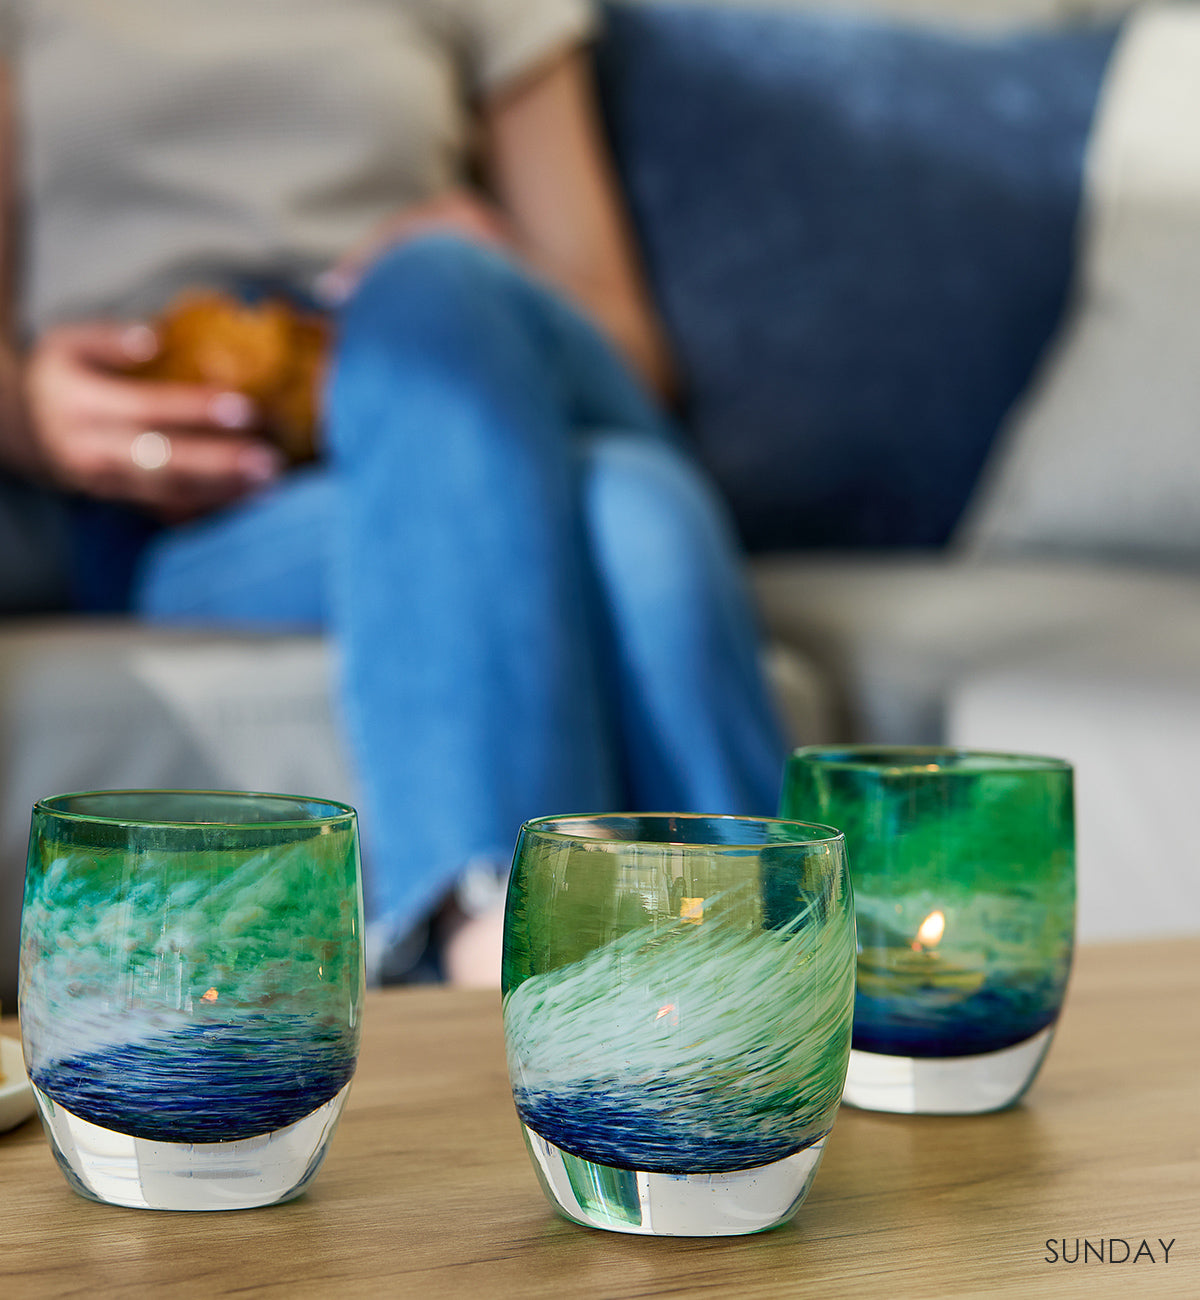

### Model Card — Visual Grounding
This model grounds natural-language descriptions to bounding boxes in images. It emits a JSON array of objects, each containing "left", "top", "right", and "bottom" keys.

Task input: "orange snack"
[{"left": 131, "top": 290, "right": 330, "bottom": 463}]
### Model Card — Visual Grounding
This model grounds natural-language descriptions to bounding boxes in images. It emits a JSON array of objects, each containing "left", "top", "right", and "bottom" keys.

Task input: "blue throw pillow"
[{"left": 595, "top": 3, "right": 1119, "bottom": 551}]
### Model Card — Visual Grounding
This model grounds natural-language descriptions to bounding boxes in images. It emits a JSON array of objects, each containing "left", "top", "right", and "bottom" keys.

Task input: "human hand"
[
  {"left": 22, "top": 321, "right": 285, "bottom": 518},
  {"left": 314, "top": 188, "right": 516, "bottom": 306}
]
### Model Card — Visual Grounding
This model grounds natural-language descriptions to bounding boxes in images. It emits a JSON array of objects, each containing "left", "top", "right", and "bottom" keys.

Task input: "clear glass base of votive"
[
  {"left": 521, "top": 1125, "right": 827, "bottom": 1236},
  {"left": 841, "top": 1026, "right": 1056, "bottom": 1115},
  {"left": 31, "top": 1082, "right": 352, "bottom": 1210}
]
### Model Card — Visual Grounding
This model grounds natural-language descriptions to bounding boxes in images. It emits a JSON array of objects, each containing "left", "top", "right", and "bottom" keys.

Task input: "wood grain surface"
[{"left": 2, "top": 937, "right": 1197, "bottom": 1299}]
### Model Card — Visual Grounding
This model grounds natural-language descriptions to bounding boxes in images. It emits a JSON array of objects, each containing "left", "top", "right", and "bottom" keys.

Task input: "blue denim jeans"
[{"left": 136, "top": 237, "right": 787, "bottom": 948}]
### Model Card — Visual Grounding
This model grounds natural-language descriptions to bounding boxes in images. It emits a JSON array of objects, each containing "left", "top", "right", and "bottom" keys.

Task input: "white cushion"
[
  {"left": 754, "top": 553, "right": 1200, "bottom": 742},
  {"left": 959, "top": 4, "right": 1200, "bottom": 563}
]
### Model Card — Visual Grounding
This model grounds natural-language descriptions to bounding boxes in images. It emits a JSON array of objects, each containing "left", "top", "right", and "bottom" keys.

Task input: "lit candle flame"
[{"left": 913, "top": 910, "right": 946, "bottom": 950}]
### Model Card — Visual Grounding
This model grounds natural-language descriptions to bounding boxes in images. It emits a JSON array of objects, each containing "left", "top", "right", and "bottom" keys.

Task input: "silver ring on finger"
[{"left": 130, "top": 429, "right": 173, "bottom": 471}]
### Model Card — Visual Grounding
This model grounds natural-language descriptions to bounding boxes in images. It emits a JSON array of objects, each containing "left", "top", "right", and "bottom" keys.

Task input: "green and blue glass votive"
[
  {"left": 20, "top": 790, "right": 364, "bottom": 1210},
  {"left": 502, "top": 813, "right": 856, "bottom": 1236},
  {"left": 781, "top": 747, "right": 1075, "bottom": 1114}
]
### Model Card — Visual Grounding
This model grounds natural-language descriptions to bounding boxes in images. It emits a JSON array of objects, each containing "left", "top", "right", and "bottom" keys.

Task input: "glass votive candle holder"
[
  {"left": 781, "top": 747, "right": 1075, "bottom": 1114},
  {"left": 20, "top": 790, "right": 364, "bottom": 1210},
  {"left": 502, "top": 813, "right": 856, "bottom": 1236}
]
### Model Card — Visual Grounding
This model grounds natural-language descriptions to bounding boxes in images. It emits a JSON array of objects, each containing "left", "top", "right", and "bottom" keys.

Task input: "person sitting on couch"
[{"left": 0, "top": 0, "right": 788, "bottom": 984}]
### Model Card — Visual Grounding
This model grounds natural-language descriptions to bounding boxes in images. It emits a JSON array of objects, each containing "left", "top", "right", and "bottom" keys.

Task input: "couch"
[{"left": 3, "top": 0, "right": 1198, "bottom": 1005}]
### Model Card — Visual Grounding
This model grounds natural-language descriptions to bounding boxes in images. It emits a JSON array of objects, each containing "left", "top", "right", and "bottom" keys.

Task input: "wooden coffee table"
[{"left": 2, "top": 937, "right": 1197, "bottom": 1298}]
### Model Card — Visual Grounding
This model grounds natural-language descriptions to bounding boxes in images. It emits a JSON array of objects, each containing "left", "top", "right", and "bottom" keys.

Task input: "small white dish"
[{"left": 0, "top": 1036, "right": 37, "bottom": 1133}]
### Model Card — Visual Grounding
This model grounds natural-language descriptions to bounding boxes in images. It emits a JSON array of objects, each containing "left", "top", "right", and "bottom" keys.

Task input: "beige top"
[{"left": 1, "top": 0, "right": 595, "bottom": 337}]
